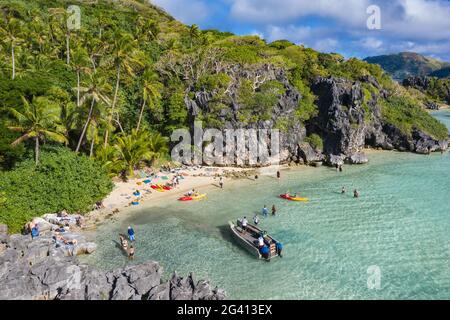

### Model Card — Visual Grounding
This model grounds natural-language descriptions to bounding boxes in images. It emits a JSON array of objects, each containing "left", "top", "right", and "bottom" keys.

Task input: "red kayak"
[
  {"left": 178, "top": 196, "right": 193, "bottom": 201},
  {"left": 151, "top": 184, "right": 172, "bottom": 190},
  {"left": 279, "top": 194, "right": 309, "bottom": 202}
]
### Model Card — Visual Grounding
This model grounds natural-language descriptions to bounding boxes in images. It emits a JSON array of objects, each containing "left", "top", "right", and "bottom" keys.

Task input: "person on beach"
[
  {"left": 219, "top": 176, "right": 224, "bottom": 189},
  {"left": 354, "top": 189, "right": 360, "bottom": 198},
  {"left": 128, "top": 226, "right": 135, "bottom": 242},
  {"left": 277, "top": 171, "right": 281, "bottom": 179},
  {"left": 272, "top": 205, "right": 277, "bottom": 216},
  {"left": 341, "top": 186, "right": 346, "bottom": 194},
  {"left": 128, "top": 246, "right": 135, "bottom": 260},
  {"left": 262, "top": 205, "right": 269, "bottom": 217},
  {"left": 253, "top": 214, "right": 259, "bottom": 225}
]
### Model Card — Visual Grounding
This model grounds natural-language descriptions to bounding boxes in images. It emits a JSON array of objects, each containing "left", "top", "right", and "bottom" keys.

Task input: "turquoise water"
[{"left": 82, "top": 110, "right": 450, "bottom": 299}]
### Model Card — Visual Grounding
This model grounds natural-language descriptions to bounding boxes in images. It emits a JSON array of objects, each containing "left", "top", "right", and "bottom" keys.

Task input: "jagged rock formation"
[
  {"left": 310, "top": 76, "right": 447, "bottom": 164},
  {"left": 403, "top": 76, "right": 450, "bottom": 105},
  {"left": 0, "top": 225, "right": 226, "bottom": 300},
  {"left": 183, "top": 63, "right": 448, "bottom": 168},
  {"left": 184, "top": 64, "right": 306, "bottom": 165}
]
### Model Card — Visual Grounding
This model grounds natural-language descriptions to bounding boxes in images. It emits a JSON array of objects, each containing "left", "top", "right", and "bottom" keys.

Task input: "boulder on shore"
[{"left": 0, "top": 228, "right": 226, "bottom": 300}]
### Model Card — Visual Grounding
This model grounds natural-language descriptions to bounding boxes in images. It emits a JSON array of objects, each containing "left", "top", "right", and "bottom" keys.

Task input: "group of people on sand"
[
  {"left": 341, "top": 187, "right": 360, "bottom": 198},
  {"left": 119, "top": 226, "right": 136, "bottom": 259}
]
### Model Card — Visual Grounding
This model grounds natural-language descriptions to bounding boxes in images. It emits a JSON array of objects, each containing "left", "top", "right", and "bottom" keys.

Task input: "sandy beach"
[{"left": 84, "top": 166, "right": 264, "bottom": 225}]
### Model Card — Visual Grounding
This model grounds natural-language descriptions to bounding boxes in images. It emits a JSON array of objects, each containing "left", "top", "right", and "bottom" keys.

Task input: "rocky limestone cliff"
[
  {"left": 183, "top": 65, "right": 447, "bottom": 167},
  {"left": 184, "top": 64, "right": 306, "bottom": 165}
]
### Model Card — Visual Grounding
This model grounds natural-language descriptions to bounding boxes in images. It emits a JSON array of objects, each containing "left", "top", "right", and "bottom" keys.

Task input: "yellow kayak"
[
  {"left": 280, "top": 194, "right": 309, "bottom": 202},
  {"left": 289, "top": 197, "right": 309, "bottom": 202},
  {"left": 192, "top": 194, "right": 207, "bottom": 201}
]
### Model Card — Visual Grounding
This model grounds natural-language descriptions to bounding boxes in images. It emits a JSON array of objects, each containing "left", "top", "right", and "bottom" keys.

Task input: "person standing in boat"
[
  {"left": 242, "top": 216, "right": 248, "bottom": 232},
  {"left": 258, "top": 235, "right": 265, "bottom": 248}
]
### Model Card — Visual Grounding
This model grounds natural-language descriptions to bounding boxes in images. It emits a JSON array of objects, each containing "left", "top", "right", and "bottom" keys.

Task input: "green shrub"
[
  {"left": 381, "top": 96, "right": 448, "bottom": 140},
  {"left": 0, "top": 147, "right": 113, "bottom": 233},
  {"left": 305, "top": 134, "right": 323, "bottom": 150}
]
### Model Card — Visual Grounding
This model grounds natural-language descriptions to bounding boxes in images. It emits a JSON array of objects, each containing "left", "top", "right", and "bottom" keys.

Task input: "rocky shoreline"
[{"left": 0, "top": 222, "right": 226, "bottom": 300}]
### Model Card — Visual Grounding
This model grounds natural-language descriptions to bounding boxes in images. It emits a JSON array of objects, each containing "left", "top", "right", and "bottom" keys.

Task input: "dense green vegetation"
[
  {"left": 365, "top": 52, "right": 449, "bottom": 81},
  {"left": 381, "top": 96, "right": 448, "bottom": 140},
  {"left": 0, "top": 147, "right": 113, "bottom": 233},
  {"left": 0, "top": 0, "right": 447, "bottom": 232}
]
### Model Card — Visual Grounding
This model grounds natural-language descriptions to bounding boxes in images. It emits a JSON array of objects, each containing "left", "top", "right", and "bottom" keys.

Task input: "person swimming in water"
[
  {"left": 341, "top": 186, "right": 346, "bottom": 194},
  {"left": 354, "top": 189, "right": 360, "bottom": 198}
]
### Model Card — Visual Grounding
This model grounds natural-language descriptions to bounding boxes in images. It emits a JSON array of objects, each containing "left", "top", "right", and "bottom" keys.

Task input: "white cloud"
[
  {"left": 151, "top": 0, "right": 210, "bottom": 24},
  {"left": 229, "top": 0, "right": 371, "bottom": 25}
]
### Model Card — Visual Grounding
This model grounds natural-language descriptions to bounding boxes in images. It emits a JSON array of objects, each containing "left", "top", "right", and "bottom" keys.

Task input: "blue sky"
[{"left": 151, "top": 0, "right": 450, "bottom": 61}]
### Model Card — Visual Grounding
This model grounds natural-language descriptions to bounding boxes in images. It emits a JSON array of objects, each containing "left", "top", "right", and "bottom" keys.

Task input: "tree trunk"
[
  {"left": 66, "top": 33, "right": 70, "bottom": 65},
  {"left": 76, "top": 70, "right": 80, "bottom": 107},
  {"left": 76, "top": 99, "right": 95, "bottom": 153},
  {"left": 35, "top": 136, "right": 39, "bottom": 166},
  {"left": 136, "top": 99, "right": 146, "bottom": 132},
  {"left": 104, "top": 64, "right": 121, "bottom": 147},
  {"left": 11, "top": 45, "right": 15, "bottom": 80}
]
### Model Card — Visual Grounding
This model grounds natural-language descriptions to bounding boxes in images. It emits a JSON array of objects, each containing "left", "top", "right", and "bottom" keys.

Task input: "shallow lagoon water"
[{"left": 82, "top": 110, "right": 450, "bottom": 299}]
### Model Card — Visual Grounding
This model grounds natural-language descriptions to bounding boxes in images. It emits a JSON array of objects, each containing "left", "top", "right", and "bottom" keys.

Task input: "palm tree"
[
  {"left": 8, "top": 96, "right": 67, "bottom": 165},
  {"left": 0, "top": 17, "right": 25, "bottom": 80},
  {"left": 75, "top": 73, "right": 112, "bottom": 153},
  {"left": 113, "top": 130, "right": 151, "bottom": 178},
  {"left": 103, "top": 31, "right": 142, "bottom": 147},
  {"left": 71, "top": 46, "right": 90, "bottom": 107},
  {"left": 147, "top": 132, "right": 169, "bottom": 165},
  {"left": 188, "top": 24, "right": 201, "bottom": 48},
  {"left": 136, "top": 70, "right": 163, "bottom": 131},
  {"left": 48, "top": 8, "right": 72, "bottom": 64}
]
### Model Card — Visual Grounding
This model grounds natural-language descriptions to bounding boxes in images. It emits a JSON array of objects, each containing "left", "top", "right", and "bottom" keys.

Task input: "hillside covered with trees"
[{"left": 0, "top": 0, "right": 448, "bottom": 232}]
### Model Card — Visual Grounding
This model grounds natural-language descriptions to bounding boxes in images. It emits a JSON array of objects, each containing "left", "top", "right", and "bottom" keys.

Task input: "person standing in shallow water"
[
  {"left": 341, "top": 186, "right": 346, "bottom": 194},
  {"left": 354, "top": 189, "right": 360, "bottom": 198},
  {"left": 277, "top": 171, "right": 281, "bottom": 179},
  {"left": 128, "top": 226, "right": 135, "bottom": 242},
  {"left": 128, "top": 246, "right": 135, "bottom": 260},
  {"left": 219, "top": 176, "right": 224, "bottom": 189},
  {"left": 272, "top": 205, "right": 277, "bottom": 216},
  {"left": 262, "top": 205, "right": 269, "bottom": 217}
]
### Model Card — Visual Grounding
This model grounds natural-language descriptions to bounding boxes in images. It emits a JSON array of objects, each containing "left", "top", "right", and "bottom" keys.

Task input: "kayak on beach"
[
  {"left": 151, "top": 184, "right": 172, "bottom": 191},
  {"left": 280, "top": 194, "right": 309, "bottom": 202},
  {"left": 178, "top": 194, "right": 207, "bottom": 201}
]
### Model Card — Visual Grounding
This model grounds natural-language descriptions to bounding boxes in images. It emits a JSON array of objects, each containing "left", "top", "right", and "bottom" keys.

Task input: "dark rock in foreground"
[{"left": 0, "top": 224, "right": 226, "bottom": 300}]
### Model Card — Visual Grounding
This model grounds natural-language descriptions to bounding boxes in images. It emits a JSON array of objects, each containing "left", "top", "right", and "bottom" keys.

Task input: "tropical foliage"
[
  {"left": 0, "top": 147, "right": 113, "bottom": 233},
  {"left": 0, "top": 0, "right": 447, "bottom": 231}
]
